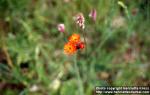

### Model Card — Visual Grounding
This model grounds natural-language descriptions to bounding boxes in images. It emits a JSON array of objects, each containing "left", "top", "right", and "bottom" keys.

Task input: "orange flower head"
[
  {"left": 64, "top": 42, "right": 77, "bottom": 55},
  {"left": 68, "top": 33, "right": 80, "bottom": 44}
]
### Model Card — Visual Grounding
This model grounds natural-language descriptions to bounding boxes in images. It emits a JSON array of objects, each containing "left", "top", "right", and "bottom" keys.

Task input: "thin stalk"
[
  {"left": 74, "top": 54, "right": 84, "bottom": 95},
  {"left": 81, "top": 29, "right": 87, "bottom": 57},
  {"left": 1, "top": 31, "right": 13, "bottom": 68},
  {"left": 63, "top": 31, "right": 68, "bottom": 42},
  {"left": 95, "top": 30, "right": 113, "bottom": 52},
  {"left": 2, "top": 46, "right": 13, "bottom": 68}
]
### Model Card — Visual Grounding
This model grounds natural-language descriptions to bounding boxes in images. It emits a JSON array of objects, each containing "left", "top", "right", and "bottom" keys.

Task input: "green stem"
[
  {"left": 82, "top": 29, "right": 87, "bottom": 57},
  {"left": 74, "top": 54, "right": 84, "bottom": 95}
]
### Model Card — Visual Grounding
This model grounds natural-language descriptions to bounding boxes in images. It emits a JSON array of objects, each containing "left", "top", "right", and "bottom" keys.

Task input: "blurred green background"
[{"left": 0, "top": 0, "right": 150, "bottom": 95}]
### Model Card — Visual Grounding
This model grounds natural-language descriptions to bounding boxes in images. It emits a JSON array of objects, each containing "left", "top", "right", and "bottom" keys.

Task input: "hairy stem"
[
  {"left": 82, "top": 29, "right": 87, "bottom": 57},
  {"left": 74, "top": 54, "right": 84, "bottom": 95}
]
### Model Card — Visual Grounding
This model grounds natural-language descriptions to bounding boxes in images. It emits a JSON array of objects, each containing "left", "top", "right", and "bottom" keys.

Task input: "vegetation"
[{"left": 0, "top": 0, "right": 149, "bottom": 95}]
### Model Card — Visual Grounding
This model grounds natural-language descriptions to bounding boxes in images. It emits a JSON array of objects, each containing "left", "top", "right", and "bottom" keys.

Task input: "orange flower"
[
  {"left": 68, "top": 33, "right": 80, "bottom": 44},
  {"left": 64, "top": 42, "right": 77, "bottom": 55},
  {"left": 64, "top": 33, "right": 85, "bottom": 55}
]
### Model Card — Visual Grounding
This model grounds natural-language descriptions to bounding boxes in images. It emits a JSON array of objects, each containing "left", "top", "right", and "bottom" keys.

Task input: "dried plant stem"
[
  {"left": 2, "top": 46, "right": 13, "bottom": 68},
  {"left": 1, "top": 31, "right": 13, "bottom": 68},
  {"left": 74, "top": 54, "right": 84, "bottom": 95}
]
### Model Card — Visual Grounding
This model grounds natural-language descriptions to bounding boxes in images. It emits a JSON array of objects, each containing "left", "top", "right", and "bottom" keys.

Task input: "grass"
[{"left": 0, "top": 0, "right": 150, "bottom": 95}]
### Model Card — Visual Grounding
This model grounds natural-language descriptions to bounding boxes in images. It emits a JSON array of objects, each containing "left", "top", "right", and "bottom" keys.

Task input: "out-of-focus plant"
[{"left": 0, "top": 0, "right": 149, "bottom": 95}]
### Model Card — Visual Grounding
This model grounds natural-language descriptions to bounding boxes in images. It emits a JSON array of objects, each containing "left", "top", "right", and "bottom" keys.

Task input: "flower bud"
[{"left": 57, "top": 24, "right": 65, "bottom": 32}]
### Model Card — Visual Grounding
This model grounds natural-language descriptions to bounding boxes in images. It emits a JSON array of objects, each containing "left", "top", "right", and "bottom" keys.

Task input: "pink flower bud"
[
  {"left": 57, "top": 24, "right": 65, "bottom": 32},
  {"left": 89, "top": 9, "right": 97, "bottom": 22}
]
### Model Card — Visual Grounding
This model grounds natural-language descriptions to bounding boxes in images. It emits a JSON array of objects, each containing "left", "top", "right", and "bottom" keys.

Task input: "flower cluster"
[
  {"left": 58, "top": 9, "right": 97, "bottom": 55},
  {"left": 64, "top": 34, "right": 85, "bottom": 55},
  {"left": 74, "top": 13, "right": 85, "bottom": 29}
]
